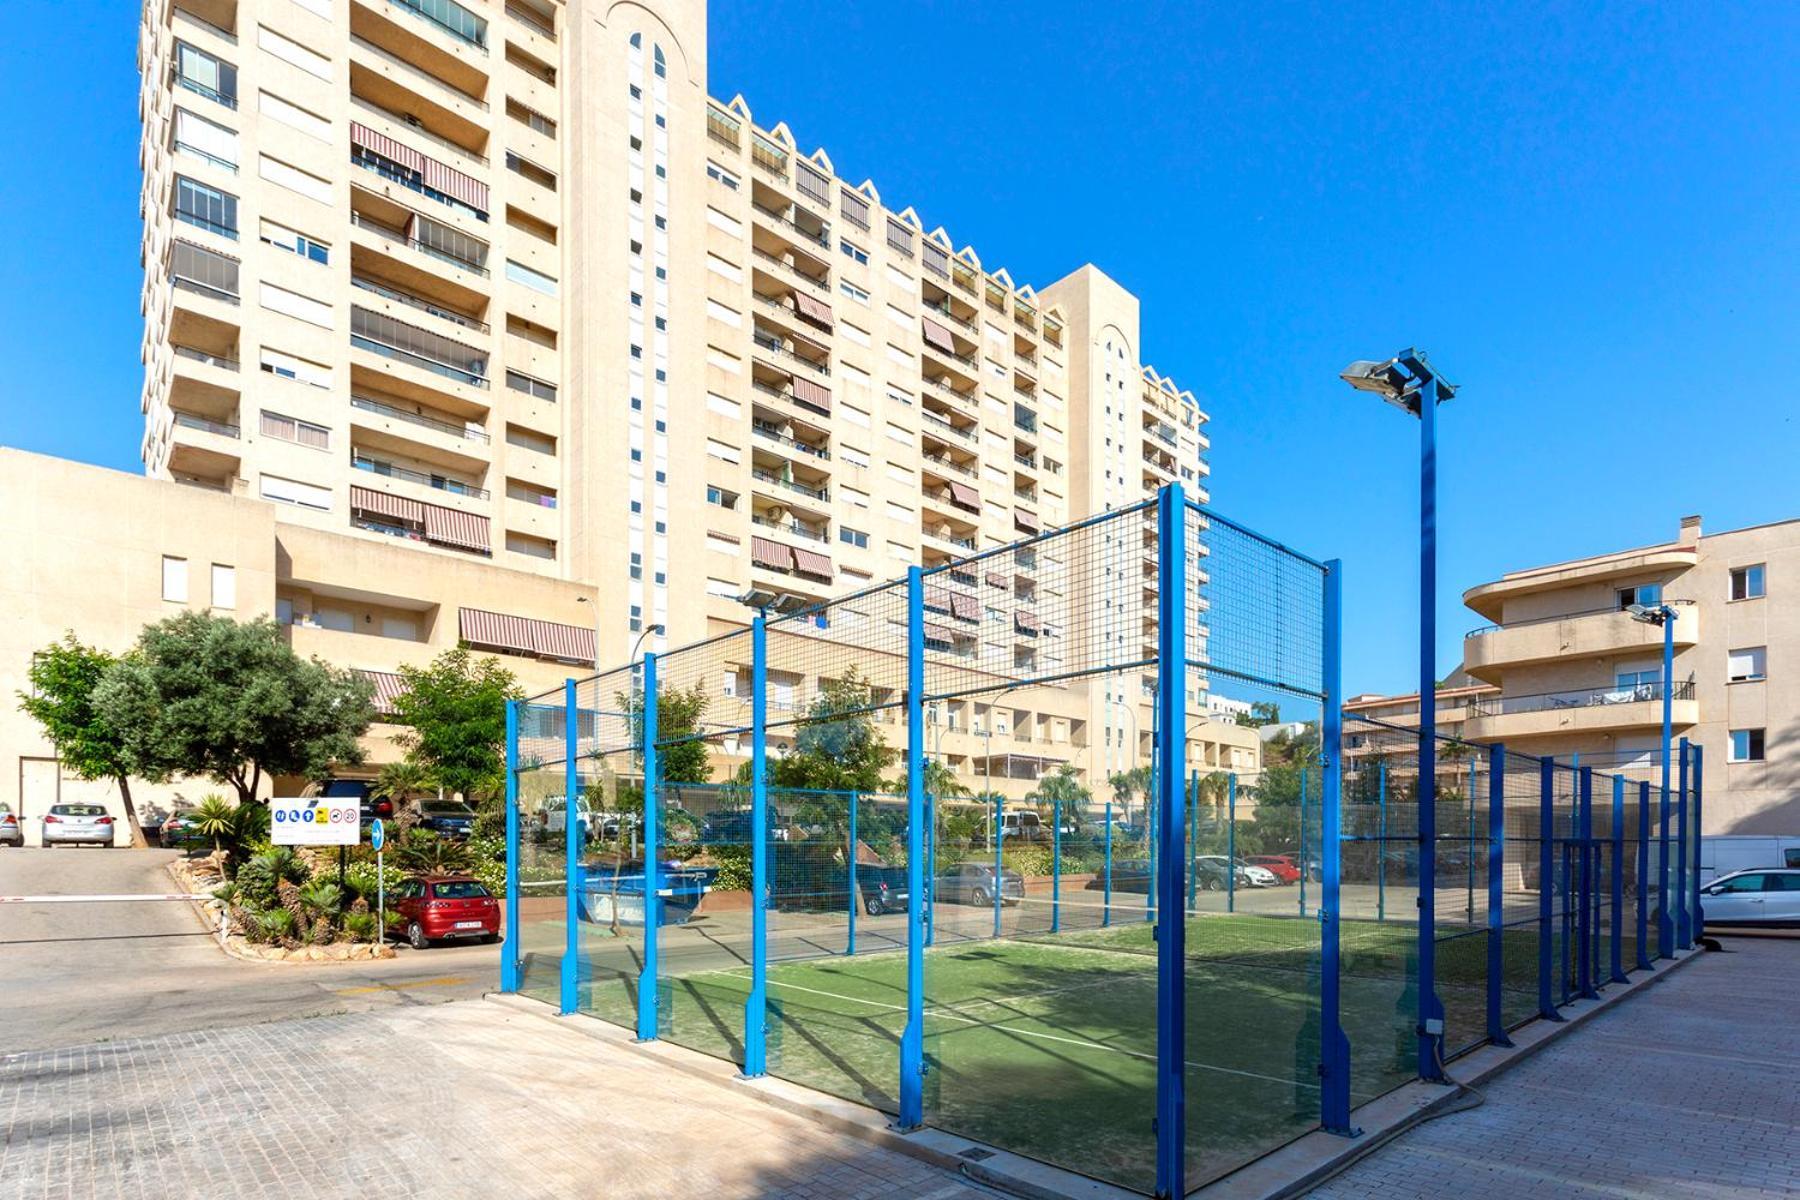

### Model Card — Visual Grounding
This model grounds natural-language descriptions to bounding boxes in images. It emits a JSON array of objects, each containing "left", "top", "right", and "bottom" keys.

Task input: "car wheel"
[
  {"left": 408, "top": 922, "right": 430, "bottom": 950},
  {"left": 864, "top": 897, "right": 884, "bottom": 916},
  {"left": 1202, "top": 877, "right": 1220, "bottom": 892},
  {"left": 973, "top": 887, "right": 990, "bottom": 906}
]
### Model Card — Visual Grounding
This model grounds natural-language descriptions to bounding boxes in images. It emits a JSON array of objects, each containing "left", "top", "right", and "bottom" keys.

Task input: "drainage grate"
[{"left": 957, "top": 1147, "right": 996, "bottom": 1162}]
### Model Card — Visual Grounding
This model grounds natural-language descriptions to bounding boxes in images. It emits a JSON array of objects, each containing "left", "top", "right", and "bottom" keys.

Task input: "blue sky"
[{"left": 1, "top": 1, "right": 1794, "bottom": 695}]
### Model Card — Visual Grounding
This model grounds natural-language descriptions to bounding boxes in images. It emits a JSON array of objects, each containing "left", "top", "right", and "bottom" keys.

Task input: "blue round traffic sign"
[{"left": 370, "top": 819, "right": 385, "bottom": 852}]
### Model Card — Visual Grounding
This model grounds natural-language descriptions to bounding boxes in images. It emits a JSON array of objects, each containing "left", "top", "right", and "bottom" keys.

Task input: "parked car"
[
  {"left": 418, "top": 802, "right": 477, "bottom": 839},
  {"left": 541, "top": 795, "right": 595, "bottom": 835},
  {"left": 1699, "top": 836, "right": 1800, "bottom": 885},
  {"left": 1237, "top": 859, "right": 1280, "bottom": 887},
  {"left": 1195, "top": 855, "right": 1276, "bottom": 888},
  {"left": 935, "top": 862, "right": 1025, "bottom": 906},
  {"left": 1089, "top": 858, "right": 1154, "bottom": 893},
  {"left": 1247, "top": 855, "right": 1302, "bottom": 885},
  {"left": 386, "top": 875, "right": 501, "bottom": 948},
  {"left": 857, "top": 865, "right": 909, "bottom": 915},
  {"left": 0, "top": 803, "right": 20, "bottom": 847},
  {"left": 996, "top": 810, "right": 1048, "bottom": 842},
  {"left": 1698, "top": 868, "right": 1800, "bottom": 927},
  {"left": 42, "top": 804, "right": 116, "bottom": 847},
  {"left": 156, "top": 809, "right": 207, "bottom": 850},
  {"left": 316, "top": 779, "right": 387, "bottom": 825}
]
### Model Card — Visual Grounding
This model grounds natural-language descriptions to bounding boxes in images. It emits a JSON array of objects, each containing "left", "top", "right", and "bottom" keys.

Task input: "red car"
[
  {"left": 387, "top": 875, "right": 500, "bottom": 949},
  {"left": 1247, "top": 855, "right": 1302, "bottom": 885}
]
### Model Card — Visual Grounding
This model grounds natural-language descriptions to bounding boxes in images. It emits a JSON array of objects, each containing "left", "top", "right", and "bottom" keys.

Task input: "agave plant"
[
  {"left": 297, "top": 880, "right": 344, "bottom": 916},
  {"left": 341, "top": 911, "right": 379, "bottom": 943},
  {"left": 255, "top": 907, "right": 298, "bottom": 945},
  {"left": 190, "top": 795, "right": 237, "bottom": 873}
]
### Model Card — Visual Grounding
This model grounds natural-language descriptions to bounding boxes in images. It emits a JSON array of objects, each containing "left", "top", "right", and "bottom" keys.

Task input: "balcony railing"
[
  {"left": 1014, "top": 407, "right": 1039, "bottom": 434},
  {"left": 753, "top": 331, "right": 830, "bottom": 376},
  {"left": 349, "top": 96, "right": 487, "bottom": 166},
  {"left": 750, "top": 467, "right": 828, "bottom": 503},
  {"left": 751, "top": 201, "right": 830, "bottom": 248},
  {"left": 173, "top": 412, "right": 240, "bottom": 438},
  {"left": 386, "top": 0, "right": 487, "bottom": 50},
  {"left": 351, "top": 395, "right": 490, "bottom": 443},
  {"left": 707, "top": 106, "right": 742, "bottom": 149},
  {"left": 1468, "top": 679, "right": 1695, "bottom": 719},
  {"left": 352, "top": 454, "right": 489, "bottom": 499},
  {"left": 1465, "top": 599, "right": 1695, "bottom": 639},
  {"left": 350, "top": 211, "right": 489, "bottom": 277},
  {"left": 750, "top": 247, "right": 830, "bottom": 293},
  {"left": 751, "top": 132, "right": 788, "bottom": 178},
  {"left": 349, "top": 34, "right": 487, "bottom": 111},
  {"left": 921, "top": 453, "right": 975, "bottom": 479},
  {"left": 751, "top": 421, "right": 830, "bottom": 460},
  {"left": 505, "top": 2, "right": 554, "bottom": 38},
  {"left": 752, "top": 515, "right": 829, "bottom": 544},
  {"left": 351, "top": 274, "right": 489, "bottom": 332},
  {"left": 922, "top": 298, "right": 975, "bottom": 334},
  {"left": 172, "top": 345, "right": 240, "bottom": 371},
  {"left": 351, "top": 306, "right": 488, "bottom": 388},
  {"left": 172, "top": 69, "right": 236, "bottom": 111},
  {"left": 353, "top": 148, "right": 487, "bottom": 221},
  {"left": 920, "top": 411, "right": 975, "bottom": 443}
]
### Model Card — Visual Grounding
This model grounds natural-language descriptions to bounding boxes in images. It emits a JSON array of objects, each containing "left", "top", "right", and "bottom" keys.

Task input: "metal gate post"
[
  {"left": 1691, "top": 746, "right": 1705, "bottom": 941},
  {"left": 1676, "top": 739, "right": 1691, "bottom": 950},
  {"left": 561, "top": 678, "right": 581, "bottom": 1015},
  {"left": 743, "top": 618, "right": 769, "bottom": 1076},
  {"left": 1052, "top": 796, "right": 1062, "bottom": 933},
  {"left": 847, "top": 786, "right": 858, "bottom": 957},
  {"left": 993, "top": 792, "right": 1005, "bottom": 938},
  {"left": 635, "top": 654, "right": 660, "bottom": 1041},
  {"left": 1187, "top": 772, "right": 1198, "bottom": 912},
  {"left": 1609, "top": 774, "right": 1627, "bottom": 983},
  {"left": 501, "top": 698, "right": 521, "bottom": 993},
  {"left": 1319, "top": 558, "right": 1354, "bottom": 1134},
  {"left": 1657, "top": 738, "right": 1673, "bottom": 960},
  {"left": 1576, "top": 767, "right": 1595, "bottom": 1000},
  {"left": 1485, "top": 744, "right": 1509, "bottom": 1046},
  {"left": 1536, "top": 757, "right": 1560, "bottom": 1020},
  {"left": 898, "top": 567, "right": 926, "bottom": 1129},
  {"left": 1152, "top": 481, "right": 1188, "bottom": 1199},
  {"left": 1103, "top": 799, "right": 1113, "bottom": 927},
  {"left": 1298, "top": 768, "right": 1309, "bottom": 917},
  {"left": 1227, "top": 773, "right": 1237, "bottom": 914},
  {"left": 1377, "top": 762, "right": 1387, "bottom": 923},
  {"left": 1636, "top": 780, "right": 1653, "bottom": 970}
]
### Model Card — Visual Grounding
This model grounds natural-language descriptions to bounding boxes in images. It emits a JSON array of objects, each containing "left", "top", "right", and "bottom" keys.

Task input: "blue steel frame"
[
  {"left": 1536, "top": 756, "right": 1560, "bottom": 1020},
  {"left": 1414, "top": 368, "right": 1448, "bottom": 1081},
  {"left": 1676, "top": 738, "right": 1691, "bottom": 949},
  {"left": 1656, "top": 610, "right": 1675, "bottom": 959},
  {"left": 636, "top": 653, "right": 660, "bottom": 1042},
  {"left": 501, "top": 698, "right": 521, "bottom": 992},
  {"left": 1484, "top": 743, "right": 1510, "bottom": 1046},
  {"left": 561, "top": 677, "right": 581, "bottom": 1015},
  {"left": 898, "top": 566, "right": 926, "bottom": 1129},
  {"left": 1319, "top": 559, "right": 1353, "bottom": 1134},
  {"left": 1153, "top": 482, "right": 1187, "bottom": 1198},
  {"left": 1691, "top": 746, "right": 1705, "bottom": 941},
  {"left": 1610, "top": 774, "right": 1628, "bottom": 984},
  {"left": 742, "top": 617, "right": 769, "bottom": 1076},
  {"left": 1576, "top": 766, "right": 1595, "bottom": 1000},
  {"left": 1636, "top": 779, "right": 1653, "bottom": 970}
]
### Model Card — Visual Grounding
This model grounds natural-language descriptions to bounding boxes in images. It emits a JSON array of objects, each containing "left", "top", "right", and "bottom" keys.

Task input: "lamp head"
[
  {"left": 1341, "top": 349, "right": 1457, "bottom": 414},
  {"left": 1626, "top": 604, "right": 1665, "bottom": 626}
]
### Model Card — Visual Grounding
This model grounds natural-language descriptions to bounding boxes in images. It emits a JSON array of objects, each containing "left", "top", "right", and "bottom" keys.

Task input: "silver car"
[
  {"left": 0, "top": 802, "right": 21, "bottom": 847},
  {"left": 42, "top": 803, "right": 117, "bottom": 847}
]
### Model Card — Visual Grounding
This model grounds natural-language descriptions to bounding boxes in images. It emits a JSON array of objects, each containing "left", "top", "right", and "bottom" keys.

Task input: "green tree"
[
  {"left": 92, "top": 614, "right": 374, "bottom": 807},
  {"left": 887, "top": 758, "right": 969, "bottom": 801},
  {"left": 620, "top": 681, "right": 713, "bottom": 785},
  {"left": 1234, "top": 700, "right": 1282, "bottom": 729},
  {"left": 17, "top": 635, "right": 170, "bottom": 847},
  {"left": 389, "top": 647, "right": 520, "bottom": 802},
  {"left": 1108, "top": 765, "right": 1152, "bottom": 821},
  {"left": 1028, "top": 764, "right": 1091, "bottom": 826},
  {"left": 770, "top": 669, "right": 894, "bottom": 793}
]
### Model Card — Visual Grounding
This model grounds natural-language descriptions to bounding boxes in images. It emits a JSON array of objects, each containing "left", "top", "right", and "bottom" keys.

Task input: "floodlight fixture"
[{"left": 1339, "top": 348, "right": 1457, "bottom": 416}]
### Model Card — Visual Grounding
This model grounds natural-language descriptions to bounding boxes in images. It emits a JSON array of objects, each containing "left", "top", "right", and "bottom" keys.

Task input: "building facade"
[
  {"left": 132, "top": 0, "right": 1256, "bottom": 806},
  {"left": 1460, "top": 514, "right": 1798, "bottom": 835}
]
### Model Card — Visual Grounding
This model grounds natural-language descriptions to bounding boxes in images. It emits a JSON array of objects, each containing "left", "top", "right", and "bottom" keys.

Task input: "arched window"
[
  {"left": 653, "top": 45, "right": 666, "bottom": 77},
  {"left": 629, "top": 32, "right": 642, "bottom": 48}
]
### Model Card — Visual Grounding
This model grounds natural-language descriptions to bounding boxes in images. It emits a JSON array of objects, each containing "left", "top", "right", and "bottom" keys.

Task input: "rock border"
[{"left": 164, "top": 856, "right": 396, "bottom": 964}]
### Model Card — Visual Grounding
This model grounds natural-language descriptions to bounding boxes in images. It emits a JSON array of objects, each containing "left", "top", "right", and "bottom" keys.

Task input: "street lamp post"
[
  {"left": 1628, "top": 601, "right": 1679, "bottom": 957},
  {"left": 1341, "top": 349, "right": 1457, "bottom": 1083}
]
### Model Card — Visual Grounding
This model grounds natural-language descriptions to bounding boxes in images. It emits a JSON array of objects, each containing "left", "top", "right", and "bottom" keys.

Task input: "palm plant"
[
  {"left": 297, "top": 880, "right": 344, "bottom": 922},
  {"left": 393, "top": 829, "right": 474, "bottom": 875},
  {"left": 374, "top": 760, "right": 437, "bottom": 829},
  {"left": 190, "top": 794, "right": 236, "bottom": 868},
  {"left": 255, "top": 908, "right": 298, "bottom": 945}
]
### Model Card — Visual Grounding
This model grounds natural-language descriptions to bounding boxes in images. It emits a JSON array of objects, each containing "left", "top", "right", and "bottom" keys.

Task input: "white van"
[{"left": 1698, "top": 836, "right": 1800, "bottom": 885}]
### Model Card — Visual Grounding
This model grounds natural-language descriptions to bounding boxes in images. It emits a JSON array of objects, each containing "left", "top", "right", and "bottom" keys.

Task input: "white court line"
[{"left": 735, "top": 972, "right": 1317, "bottom": 1091}]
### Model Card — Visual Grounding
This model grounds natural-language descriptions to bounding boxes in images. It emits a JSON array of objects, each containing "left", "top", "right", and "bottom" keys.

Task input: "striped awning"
[
  {"left": 792, "top": 546, "right": 834, "bottom": 580},
  {"left": 792, "top": 291, "right": 833, "bottom": 330},
  {"left": 423, "top": 155, "right": 489, "bottom": 215},
  {"left": 532, "top": 619, "right": 595, "bottom": 664},
  {"left": 350, "top": 121, "right": 424, "bottom": 173},
  {"left": 751, "top": 536, "right": 795, "bottom": 571},
  {"left": 790, "top": 376, "right": 832, "bottom": 415},
  {"left": 923, "top": 620, "right": 958, "bottom": 645},
  {"left": 948, "top": 589, "right": 981, "bottom": 623},
  {"left": 921, "top": 317, "right": 956, "bottom": 354},
  {"left": 946, "top": 481, "right": 980, "bottom": 513},
  {"left": 1014, "top": 509, "right": 1041, "bottom": 535},
  {"left": 355, "top": 669, "right": 408, "bottom": 716},
  {"left": 923, "top": 584, "right": 952, "bottom": 614},
  {"left": 460, "top": 607, "right": 537, "bottom": 656},
  {"left": 986, "top": 570, "right": 1010, "bottom": 590},
  {"left": 423, "top": 503, "right": 491, "bottom": 554},
  {"left": 350, "top": 485, "right": 424, "bottom": 525},
  {"left": 1015, "top": 610, "right": 1042, "bottom": 635}
]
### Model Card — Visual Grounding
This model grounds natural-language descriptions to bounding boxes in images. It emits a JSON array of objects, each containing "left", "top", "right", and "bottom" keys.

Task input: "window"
[
  {"left": 260, "top": 410, "right": 330, "bottom": 449},
  {"left": 161, "top": 556, "right": 189, "bottom": 603},
  {"left": 838, "top": 526, "right": 869, "bottom": 549},
  {"left": 706, "top": 161, "right": 740, "bottom": 189},
  {"left": 1730, "top": 564, "right": 1766, "bottom": 600},
  {"left": 1729, "top": 728, "right": 1766, "bottom": 763},
  {"left": 172, "top": 108, "right": 238, "bottom": 170},
  {"left": 258, "top": 473, "right": 331, "bottom": 510},
  {"left": 174, "top": 42, "right": 236, "bottom": 108},
  {"left": 173, "top": 176, "right": 237, "bottom": 239},
  {"left": 257, "top": 91, "right": 330, "bottom": 142},
  {"left": 261, "top": 348, "right": 331, "bottom": 388},
  {"left": 260, "top": 282, "right": 332, "bottom": 328},
  {"left": 259, "top": 155, "right": 332, "bottom": 204},
  {"left": 506, "top": 99, "right": 557, "bottom": 138},
  {"left": 505, "top": 370, "right": 557, "bottom": 402},
  {"left": 505, "top": 259, "right": 558, "bottom": 296},
  {"left": 839, "top": 239, "right": 869, "bottom": 265},
  {"left": 210, "top": 564, "right": 236, "bottom": 610},
  {"left": 1614, "top": 667, "right": 1659, "bottom": 692},
  {"left": 257, "top": 25, "right": 331, "bottom": 80},
  {"left": 706, "top": 486, "right": 739, "bottom": 510},
  {"left": 839, "top": 280, "right": 869, "bottom": 305},
  {"left": 1728, "top": 646, "right": 1767, "bottom": 683},
  {"left": 840, "top": 187, "right": 870, "bottom": 230},
  {"left": 261, "top": 219, "right": 328, "bottom": 264},
  {"left": 504, "top": 151, "right": 557, "bottom": 190},
  {"left": 1616, "top": 583, "right": 1662, "bottom": 610}
]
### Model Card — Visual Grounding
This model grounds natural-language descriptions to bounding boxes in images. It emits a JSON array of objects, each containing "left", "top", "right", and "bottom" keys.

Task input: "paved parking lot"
[{"left": 1308, "top": 932, "right": 1800, "bottom": 1199}]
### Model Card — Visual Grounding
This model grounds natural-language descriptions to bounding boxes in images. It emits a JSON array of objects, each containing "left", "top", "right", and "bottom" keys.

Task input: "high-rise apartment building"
[
  {"left": 1460, "top": 514, "right": 1797, "bottom": 834},
  {"left": 136, "top": 0, "right": 1256, "bottom": 800}
]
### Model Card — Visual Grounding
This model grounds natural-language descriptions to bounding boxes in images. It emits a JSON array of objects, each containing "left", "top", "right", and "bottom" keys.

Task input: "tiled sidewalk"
[{"left": 1309, "top": 935, "right": 1800, "bottom": 1199}]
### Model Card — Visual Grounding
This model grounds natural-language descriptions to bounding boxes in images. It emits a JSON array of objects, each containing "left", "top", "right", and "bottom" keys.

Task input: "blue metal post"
[
  {"left": 1147, "top": 703, "right": 1159, "bottom": 925},
  {"left": 925, "top": 793, "right": 936, "bottom": 948},
  {"left": 1153, "top": 481, "right": 1188, "bottom": 1198},
  {"left": 1485, "top": 744, "right": 1509, "bottom": 1046},
  {"left": 1676, "top": 739, "right": 1690, "bottom": 950},
  {"left": 1656, "top": 614, "right": 1674, "bottom": 959},
  {"left": 847, "top": 788, "right": 858, "bottom": 957},
  {"left": 501, "top": 698, "right": 521, "bottom": 993},
  {"left": 1467, "top": 757, "right": 1478, "bottom": 924},
  {"left": 1186, "top": 772, "right": 1197, "bottom": 912},
  {"left": 635, "top": 655, "right": 660, "bottom": 1041},
  {"left": 1415, "top": 375, "right": 1446, "bottom": 1081},
  {"left": 743, "top": 619, "right": 769, "bottom": 1076},
  {"left": 1576, "top": 767, "right": 1595, "bottom": 1000},
  {"left": 560, "top": 678, "right": 581, "bottom": 1015},
  {"left": 1052, "top": 797, "right": 1062, "bottom": 933},
  {"left": 1377, "top": 763, "right": 1388, "bottom": 923},
  {"left": 1636, "top": 780, "right": 1653, "bottom": 970},
  {"left": 1691, "top": 746, "right": 1705, "bottom": 941},
  {"left": 1103, "top": 800, "right": 1113, "bottom": 927},
  {"left": 1610, "top": 774, "right": 1627, "bottom": 984},
  {"left": 1298, "top": 768, "right": 1309, "bottom": 917},
  {"left": 1227, "top": 773, "right": 1237, "bottom": 914},
  {"left": 993, "top": 792, "right": 1004, "bottom": 938},
  {"left": 1536, "top": 757, "right": 1559, "bottom": 1020},
  {"left": 1319, "top": 559, "right": 1353, "bottom": 1133},
  {"left": 898, "top": 567, "right": 926, "bottom": 1129}
]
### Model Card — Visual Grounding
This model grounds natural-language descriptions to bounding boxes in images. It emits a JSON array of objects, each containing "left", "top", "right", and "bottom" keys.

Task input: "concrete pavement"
[
  {"left": 0, "top": 847, "right": 494, "bottom": 1054},
  {"left": 1306, "top": 932, "right": 1800, "bottom": 1199}
]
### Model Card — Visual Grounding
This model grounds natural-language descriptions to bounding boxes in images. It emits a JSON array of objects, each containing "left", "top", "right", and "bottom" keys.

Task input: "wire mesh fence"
[{"left": 496, "top": 483, "right": 1705, "bottom": 1198}]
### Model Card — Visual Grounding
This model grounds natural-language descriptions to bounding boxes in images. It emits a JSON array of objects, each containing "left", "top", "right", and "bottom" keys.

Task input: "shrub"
[
  {"left": 254, "top": 907, "right": 297, "bottom": 945},
  {"left": 709, "top": 843, "right": 752, "bottom": 892},
  {"left": 308, "top": 915, "right": 333, "bottom": 945},
  {"left": 236, "top": 848, "right": 310, "bottom": 910},
  {"left": 298, "top": 880, "right": 344, "bottom": 920},
  {"left": 342, "top": 911, "right": 379, "bottom": 943},
  {"left": 393, "top": 829, "right": 474, "bottom": 876}
]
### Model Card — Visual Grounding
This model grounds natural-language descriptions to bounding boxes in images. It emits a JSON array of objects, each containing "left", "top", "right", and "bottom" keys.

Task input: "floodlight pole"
[{"left": 1657, "top": 608, "right": 1676, "bottom": 958}]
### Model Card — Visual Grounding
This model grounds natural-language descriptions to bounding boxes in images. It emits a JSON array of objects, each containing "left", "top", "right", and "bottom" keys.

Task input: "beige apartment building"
[
  {"left": 1342, "top": 678, "right": 1498, "bottom": 773},
  {"left": 130, "top": 0, "right": 1255, "bottom": 806},
  {"left": 1460, "top": 514, "right": 1798, "bottom": 835}
]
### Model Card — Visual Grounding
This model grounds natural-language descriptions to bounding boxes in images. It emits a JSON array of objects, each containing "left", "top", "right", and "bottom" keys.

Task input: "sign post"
[{"left": 371, "top": 818, "right": 386, "bottom": 951}]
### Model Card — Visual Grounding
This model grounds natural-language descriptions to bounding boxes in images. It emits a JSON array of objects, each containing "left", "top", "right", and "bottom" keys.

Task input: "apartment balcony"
[
  {"left": 350, "top": 199, "right": 491, "bottom": 283},
  {"left": 748, "top": 360, "right": 831, "bottom": 420},
  {"left": 350, "top": 0, "right": 490, "bottom": 104},
  {"left": 750, "top": 130, "right": 789, "bottom": 181},
  {"left": 348, "top": 92, "right": 487, "bottom": 174},
  {"left": 920, "top": 450, "right": 977, "bottom": 484},
  {"left": 750, "top": 463, "right": 830, "bottom": 515},
  {"left": 751, "top": 511, "right": 830, "bottom": 545},
  {"left": 166, "top": 412, "right": 241, "bottom": 484},
  {"left": 752, "top": 325, "right": 830, "bottom": 378},
  {"left": 921, "top": 341, "right": 980, "bottom": 388},
  {"left": 921, "top": 284, "right": 978, "bottom": 334},
  {"left": 352, "top": 451, "right": 489, "bottom": 502},
  {"left": 751, "top": 190, "right": 830, "bottom": 251},
  {"left": 1461, "top": 680, "right": 1699, "bottom": 743},
  {"left": 920, "top": 408, "right": 978, "bottom": 446},
  {"left": 923, "top": 373, "right": 979, "bottom": 408},
  {"left": 707, "top": 105, "right": 743, "bottom": 151},
  {"left": 351, "top": 305, "right": 489, "bottom": 397},
  {"left": 168, "top": 238, "right": 241, "bottom": 316},
  {"left": 750, "top": 234, "right": 831, "bottom": 295},
  {"left": 922, "top": 515, "right": 978, "bottom": 553},
  {"left": 349, "top": 394, "right": 490, "bottom": 470},
  {"left": 751, "top": 412, "right": 830, "bottom": 462},
  {"left": 1463, "top": 602, "right": 1700, "bottom": 682},
  {"left": 350, "top": 267, "right": 489, "bottom": 337}
]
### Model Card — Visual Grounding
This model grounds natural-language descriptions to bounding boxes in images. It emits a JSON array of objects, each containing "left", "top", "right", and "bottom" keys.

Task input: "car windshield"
[
  {"left": 52, "top": 805, "right": 107, "bottom": 816},
  {"left": 432, "top": 881, "right": 490, "bottom": 899}
]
